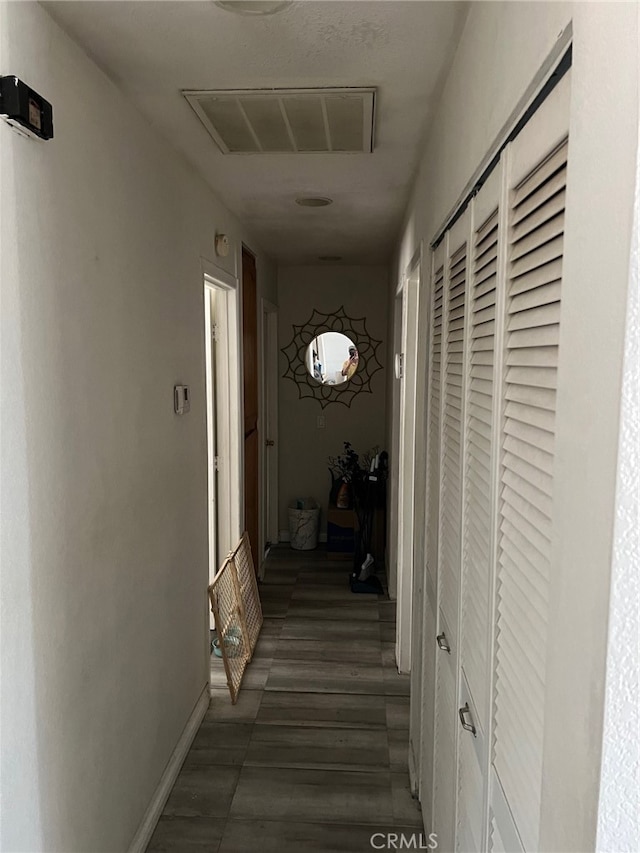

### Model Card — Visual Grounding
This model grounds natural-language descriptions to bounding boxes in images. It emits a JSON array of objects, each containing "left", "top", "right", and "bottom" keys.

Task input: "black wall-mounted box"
[{"left": 0, "top": 76, "right": 53, "bottom": 140}]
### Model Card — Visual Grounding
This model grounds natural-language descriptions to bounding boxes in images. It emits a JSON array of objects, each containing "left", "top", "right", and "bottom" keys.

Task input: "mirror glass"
[{"left": 306, "top": 332, "right": 359, "bottom": 386}]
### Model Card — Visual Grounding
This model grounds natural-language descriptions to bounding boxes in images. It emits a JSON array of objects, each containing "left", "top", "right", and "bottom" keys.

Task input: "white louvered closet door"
[
  {"left": 439, "top": 227, "right": 467, "bottom": 640},
  {"left": 426, "top": 254, "right": 445, "bottom": 596},
  {"left": 419, "top": 242, "right": 445, "bottom": 831},
  {"left": 432, "top": 211, "right": 469, "bottom": 853},
  {"left": 490, "top": 72, "right": 571, "bottom": 853},
  {"left": 456, "top": 167, "right": 502, "bottom": 853}
]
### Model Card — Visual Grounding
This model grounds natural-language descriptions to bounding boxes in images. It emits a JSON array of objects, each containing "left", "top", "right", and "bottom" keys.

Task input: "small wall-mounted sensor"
[
  {"left": 215, "top": 233, "right": 230, "bottom": 258},
  {"left": 174, "top": 385, "right": 191, "bottom": 415},
  {"left": 0, "top": 76, "right": 53, "bottom": 140}
]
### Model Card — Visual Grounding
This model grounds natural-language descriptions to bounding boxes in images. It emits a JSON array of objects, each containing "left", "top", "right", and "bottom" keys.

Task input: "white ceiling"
[{"left": 45, "top": 1, "right": 468, "bottom": 263}]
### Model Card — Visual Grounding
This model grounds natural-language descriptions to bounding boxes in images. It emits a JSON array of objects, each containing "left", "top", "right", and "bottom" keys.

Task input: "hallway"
[
  {"left": 2, "top": 3, "right": 638, "bottom": 851},
  {"left": 147, "top": 548, "right": 422, "bottom": 852}
]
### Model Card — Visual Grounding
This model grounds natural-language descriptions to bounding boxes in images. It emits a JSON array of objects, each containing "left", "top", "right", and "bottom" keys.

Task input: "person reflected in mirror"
[
  {"left": 341, "top": 345, "right": 359, "bottom": 381},
  {"left": 312, "top": 349, "right": 323, "bottom": 381}
]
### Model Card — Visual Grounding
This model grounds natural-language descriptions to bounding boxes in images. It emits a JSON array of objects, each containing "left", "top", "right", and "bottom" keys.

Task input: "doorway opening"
[
  {"left": 260, "top": 299, "right": 278, "bottom": 576},
  {"left": 242, "top": 247, "right": 259, "bottom": 568},
  {"left": 203, "top": 262, "right": 242, "bottom": 596}
]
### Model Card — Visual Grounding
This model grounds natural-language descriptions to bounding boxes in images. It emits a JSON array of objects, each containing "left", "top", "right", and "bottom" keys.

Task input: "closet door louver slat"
[
  {"left": 509, "top": 259, "right": 562, "bottom": 297},
  {"left": 492, "top": 139, "right": 568, "bottom": 853}
]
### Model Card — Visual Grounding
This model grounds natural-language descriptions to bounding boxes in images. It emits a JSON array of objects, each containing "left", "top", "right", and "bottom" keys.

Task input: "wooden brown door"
[{"left": 242, "top": 247, "right": 259, "bottom": 565}]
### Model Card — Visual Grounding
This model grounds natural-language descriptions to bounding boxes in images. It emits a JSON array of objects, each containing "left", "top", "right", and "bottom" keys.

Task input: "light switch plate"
[{"left": 174, "top": 384, "right": 190, "bottom": 415}]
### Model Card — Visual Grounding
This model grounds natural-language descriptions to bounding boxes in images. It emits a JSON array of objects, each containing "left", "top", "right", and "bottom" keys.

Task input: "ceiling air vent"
[{"left": 183, "top": 88, "right": 375, "bottom": 154}]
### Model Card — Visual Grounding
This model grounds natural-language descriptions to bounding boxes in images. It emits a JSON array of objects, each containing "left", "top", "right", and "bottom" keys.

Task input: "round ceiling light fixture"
[
  {"left": 215, "top": 1, "right": 293, "bottom": 16},
  {"left": 295, "top": 197, "right": 333, "bottom": 207}
]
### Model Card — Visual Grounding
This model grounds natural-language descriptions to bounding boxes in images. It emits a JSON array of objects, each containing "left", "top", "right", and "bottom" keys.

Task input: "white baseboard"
[
  {"left": 279, "top": 530, "right": 327, "bottom": 544},
  {"left": 127, "top": 684, "right": 209, "bottom": 853}
]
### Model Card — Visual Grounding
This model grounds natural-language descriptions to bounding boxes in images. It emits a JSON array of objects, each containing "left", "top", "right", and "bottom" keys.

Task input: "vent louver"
[{"left": 183, "top": 88, "right": 375, "bottom": 154}]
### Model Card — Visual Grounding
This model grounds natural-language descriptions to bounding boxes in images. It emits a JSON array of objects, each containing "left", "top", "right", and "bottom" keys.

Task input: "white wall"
[
  {"left": 392, "top": 1, "right": 639, "bottom": 850},
  {"left": 0, "top": 3, "right": 276, "bottom": 851},
  {"left": 596, "top": 136, "right": 639, "bottom": 853},
  {"left": 277, "top": 265, "right": 388, "bottom": 538}
]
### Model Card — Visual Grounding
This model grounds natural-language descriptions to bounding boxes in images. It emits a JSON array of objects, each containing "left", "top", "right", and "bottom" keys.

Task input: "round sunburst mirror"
[{"left": 281, "top": 307, "right": 383, "bottom": 409}]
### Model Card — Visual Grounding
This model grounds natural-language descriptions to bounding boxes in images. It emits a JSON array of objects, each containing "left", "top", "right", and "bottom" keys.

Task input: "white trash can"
[{"left": 288, "top": 499, "right": 320, "bottom": 550}]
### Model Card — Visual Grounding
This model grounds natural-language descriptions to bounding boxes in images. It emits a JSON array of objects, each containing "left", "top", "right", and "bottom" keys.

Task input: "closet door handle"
[
  {"left": 436, "top": 632, "right": 451, "bottom": 653},
  {"left": 459, "top": 703, "right": 477, "bottom": 737}
]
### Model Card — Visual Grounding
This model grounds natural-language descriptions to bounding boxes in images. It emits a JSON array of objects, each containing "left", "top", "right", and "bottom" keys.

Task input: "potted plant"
[{"left": 327, "top": 441, "right": 360, "bottom": 508}]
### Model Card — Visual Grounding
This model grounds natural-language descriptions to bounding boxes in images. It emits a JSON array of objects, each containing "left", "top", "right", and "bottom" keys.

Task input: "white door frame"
[
  {"left": 202, "top": 257, "right": 242, "bottom": 567},
  {"left": 259, "top": 298, "right": 278, "bottom": 578},
  {"left": 395, "top": 248, "right": 422, "bottom": 674},
  {"left": 204, "top": 286, "right": 219, "bottom": 584},
  {"left": 407, "top": 242, "right": 429, "bottom": 792},
  {"left": 388, "top": 295, "right": 403, "bottom": 602}
]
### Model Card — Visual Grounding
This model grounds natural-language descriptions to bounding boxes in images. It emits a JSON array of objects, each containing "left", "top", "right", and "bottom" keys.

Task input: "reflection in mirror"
[{"left": 306, "top": 332, "right": 358, "bottom": 386}]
